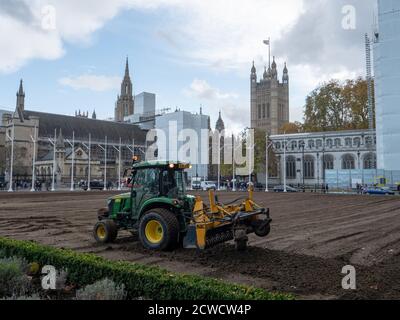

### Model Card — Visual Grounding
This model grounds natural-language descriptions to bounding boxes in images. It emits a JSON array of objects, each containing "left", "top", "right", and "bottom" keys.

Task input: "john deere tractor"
[{"left": 93, "top": 159, "right": 271, "bottom": 251}]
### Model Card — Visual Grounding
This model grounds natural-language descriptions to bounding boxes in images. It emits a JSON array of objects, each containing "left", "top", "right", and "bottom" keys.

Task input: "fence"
[{"left": 325, "top": 169, "right": 400, "bottom": 190}]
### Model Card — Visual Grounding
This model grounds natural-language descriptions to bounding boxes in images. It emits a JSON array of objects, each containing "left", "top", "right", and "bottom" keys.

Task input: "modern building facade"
[
  {"left": 124, "top": 92, "right": 156, "bottom": 130},
  {"left": 373, "top": 0, "right": 400, "bottom": 170},
  {"left": 250, "top": 57, "right": 289, "bottom": 135},
  {"left": 154, "top": 109, "right": 210, "bottom": 180},
  {"left": 269, "top": 129, "right": 377, "bottom": 186},
  {"left": 115, "top": 58, "right": 135, "bottom": 122}
]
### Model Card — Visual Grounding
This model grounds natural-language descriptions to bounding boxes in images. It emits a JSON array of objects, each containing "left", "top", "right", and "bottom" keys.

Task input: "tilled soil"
[{"left": 0, "top": 191, "right": 399, "bottom": 300}]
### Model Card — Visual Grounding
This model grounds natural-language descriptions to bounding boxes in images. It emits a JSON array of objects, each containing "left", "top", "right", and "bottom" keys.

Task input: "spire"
[
  {"left": 215, "top": 110, "right": 225, "bottom": 132},
  {"left": 251, "top": 61, "right": 256, "bottom": 74},
  {"left": 92, "top": 109, "right": 97, "bottom": 119},
  {"left": 18, "top": 79, "right": 24, "bottom": 95},
  {"left": 15, "top": 79, "right": 26, "bottom": 121},
  {"left": 263, "top": 66, "right": 268, "bottom": 79},
  {"left": 282, "top": 62, "right": 289, "bottom": 84},
  {"left": 251, "top": 61, "right": 257, "bottom": 81},
  {"left": 125, "top": 56, "right": 130, "bottom": 78},
  {"left": 271, "top": 56, "right": 277, "bottom": 79},
  {"left": 56, "top": 129, "right": 65, "bottom": 148}
]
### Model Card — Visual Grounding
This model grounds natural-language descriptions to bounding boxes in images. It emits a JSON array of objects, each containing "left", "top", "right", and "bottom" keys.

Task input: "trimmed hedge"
[{"left": 0, "top": 237, "right": 292, "bottom": 300}]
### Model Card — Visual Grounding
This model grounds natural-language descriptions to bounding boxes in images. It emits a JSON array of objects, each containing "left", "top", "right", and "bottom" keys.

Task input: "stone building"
[
  {"left": 115, "top": 58, "right": 135, "bottom": 122},
  {"left": 268, "top": 129, "right": 377, "bottom": 187},
  {"left": 250, "top": 57, "right": 289, "bottom": 135},
  {"left": 0, "top": 79, "right": 147, "bottom": 189}
]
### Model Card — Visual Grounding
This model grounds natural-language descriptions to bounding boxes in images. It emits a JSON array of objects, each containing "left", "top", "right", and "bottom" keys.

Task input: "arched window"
[
  {"left": 304, "top": 155, "right": 315, "bottom": 179},
  {"left": 353, "top": 137, "right": 361, "bottom": 147},
  {"left": 345, "top": 138, "right": 352, "bottom": 147},
  {"left": 286, "top": 156, "right": 296, "bottom": 179},
  {"left": 262, "top": 104, "right": 266, "bottom": 118},
  {"left": 267, "top": 103, "right": 270, "bottom": 118},
  {"left": 342, "top": 154, "right": 355, "bottom": 170},
  {"left": 334, "top": 138, "right": 341, "bottom": 147},
  {"left": 308, "top": 140, "right": 315, "bottom": 149},
  {"left": 363, "top": 153, "right": 377, "bottom": 169},
  {"left": 291, "top": 141, "right": 297, "bottom": 150},
  {"left": 275, "top": 142, "right": 281, "bottom": 149},
  {"left": 326, "top": 139, "right": 333, "bottom": 148},
  {"left": 258, "top": 105, "right": 262, "bottom": 119},
  {"left": 323, "top": 154, "right": 334, "bottom": 170},
  {"left": 365, "top": 136, "right": 373, "bottom": 146}
]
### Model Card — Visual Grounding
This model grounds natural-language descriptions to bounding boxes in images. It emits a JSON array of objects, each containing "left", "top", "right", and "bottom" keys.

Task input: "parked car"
[
  {"left": 191, "top": 180, "right": 202, "bottom": 190},
  {"left": 201, "top": 181, "right": 217, "bottom": 191},
  {"left": 273, "top": 185, "right": 298, "bottom": 193},
  {"left": 82, "top": 181, "right": 105, "bottom": 191},
  {"left": 364, "top": 187, "right": 395, "bottom": 195},
  {"left": 254, "top": 182, "right": 265, "bottom": 191}
]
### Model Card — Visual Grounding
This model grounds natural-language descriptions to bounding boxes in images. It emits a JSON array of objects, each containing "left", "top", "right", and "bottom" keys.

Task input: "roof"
[
  {"left": 132, "top": 160, "right": 191, "bottom": 169},
  {"left": 23, "top": 110, "right": 147, "bottom": 144}
]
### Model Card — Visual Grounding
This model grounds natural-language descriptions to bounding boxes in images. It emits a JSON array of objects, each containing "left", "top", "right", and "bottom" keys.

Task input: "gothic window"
[
  {"left": 316, "top": 139, "right": 322, "bottom": 148},
  {"left": 304, "top": 155, "right": 315, "bottom": 179},
  {"left": 342, "top": 154, "right": 355, "bottom": 170},
  {"left": 323, "top": 154, "right": 334, "bottom": 170},
  {"left": 308, "top": 140, "right": 315, "bottom": 149},
  {"left": 365, "top": 136, "right": 373, "bottom": 146},
  {"left": 258, "top": 105, "right": 262, "bottom": 119},
  {"left": 262, "top": 104, "right": 266, "bottom": 118},
  {"left": 334, "top": 138, "right": 341, "bottom": 147},
  {"left": 353, "top": 137, "right": 361, "bottom": 147},
  {"left": 267, "top": 103, "right": 270, "bottom": 118},
  {"left": 291, "top": 141, "right": 297, "bottom": 150},
  {"left": 275, "top": 142, "right": 281, "bottom": 149},
  {"left": 363, "top": 153, "right": 377, "bottom": 169},
  {"left": 286, "top": 156, "right": 296, "bottom": 179},
  {"left": 345, "top": 138, "right": 352, "bottom": 147},
  {"left": 326, "top": 139, "right": 333, "bottom": 148}
]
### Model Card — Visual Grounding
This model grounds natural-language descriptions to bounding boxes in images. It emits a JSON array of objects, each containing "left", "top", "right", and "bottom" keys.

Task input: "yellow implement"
[{"left": 183, "top": 186, "right": 271, "bottom": 251}]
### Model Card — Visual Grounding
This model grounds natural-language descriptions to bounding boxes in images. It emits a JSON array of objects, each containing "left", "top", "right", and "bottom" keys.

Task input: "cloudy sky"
[{"left": 0, "top": 0, "right": 376, "bottom": 133}]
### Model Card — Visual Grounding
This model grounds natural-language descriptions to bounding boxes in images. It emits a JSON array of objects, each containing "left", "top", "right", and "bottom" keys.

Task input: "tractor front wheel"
[
  {"left": 139, "top": 208, "right": 179, "bottom": 251},
  {"left": 93, "top": 220, "right": 118, "bottom": 244}
]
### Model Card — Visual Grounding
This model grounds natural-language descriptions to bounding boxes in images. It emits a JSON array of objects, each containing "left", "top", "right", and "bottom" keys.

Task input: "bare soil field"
[{"left": 0, "top": 191, "right": 399, "bottom": 300}]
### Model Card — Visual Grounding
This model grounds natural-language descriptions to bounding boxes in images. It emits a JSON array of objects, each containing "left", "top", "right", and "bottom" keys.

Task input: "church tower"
[
  {"left": 250, "top": 54, "right": 289, "bottom": 135},
  {"left": 115, "top": 57, "right": 134, "bottom": 122}
]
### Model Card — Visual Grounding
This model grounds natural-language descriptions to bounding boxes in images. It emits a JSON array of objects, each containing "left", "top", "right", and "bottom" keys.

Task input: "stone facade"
[
  {"left": 268, "top": 129, "right": 377, "bottom": 186},
  {"left": 250, "top": 57, "right": 289, "bottom": 135}
]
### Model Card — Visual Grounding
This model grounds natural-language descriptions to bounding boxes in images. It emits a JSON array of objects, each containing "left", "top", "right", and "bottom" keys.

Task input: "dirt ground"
[{"left": 0, "top": 190, "right": 399, "bottom": 300}]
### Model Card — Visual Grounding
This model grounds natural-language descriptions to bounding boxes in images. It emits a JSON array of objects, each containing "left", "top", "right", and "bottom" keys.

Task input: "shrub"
[
  {"left": 0, "top": 237, "right": 293, "bottom": 300},
  {"left": 2, "top": 294, "right": 41, "bottom": 301},
  {"left": 0, "top": 256, "right": 31, "bottom": 298},
  {"left": 76, "top": 278, "right": 127, "bottom": 300}
]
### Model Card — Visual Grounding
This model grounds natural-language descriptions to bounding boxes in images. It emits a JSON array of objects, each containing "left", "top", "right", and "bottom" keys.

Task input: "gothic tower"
[
  {"left": 250, "top": 56, "right": 289, "bottom": 135},
  {"left": 115, "top": 57, "right": 134, "bottom": 122}
]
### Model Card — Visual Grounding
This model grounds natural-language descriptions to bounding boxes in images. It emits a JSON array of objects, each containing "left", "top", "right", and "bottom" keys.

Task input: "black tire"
[
  {"left": 255, "top": 223, "right": 271, "bottom": 237},
  {"left": 93, "top": 220, "right": 118, "bottom": 244},
  {"left": 139, "top": 208, "right": 180, "bottom": 251}
]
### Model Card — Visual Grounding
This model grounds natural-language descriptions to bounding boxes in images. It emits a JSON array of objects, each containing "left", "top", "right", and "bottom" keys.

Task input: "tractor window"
[
  {"left": 132, "top": 169, "right": 159, "bottom": 195},
  {"left": 160, "top": 169, "right": 185, "bottom": 198}
]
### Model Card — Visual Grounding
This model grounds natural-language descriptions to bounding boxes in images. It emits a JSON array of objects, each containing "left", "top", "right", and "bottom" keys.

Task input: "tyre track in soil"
[{"left": 0, "top": 191, "right": 399, "bottom": 299}]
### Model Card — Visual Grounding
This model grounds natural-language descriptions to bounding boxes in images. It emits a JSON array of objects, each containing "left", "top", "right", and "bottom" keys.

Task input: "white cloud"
[
  {"left": 59, "top": 74, "right": 121, "bottom": 92},
  {"left": 185, "top": 79, "right": 238, "bottom": 100}
]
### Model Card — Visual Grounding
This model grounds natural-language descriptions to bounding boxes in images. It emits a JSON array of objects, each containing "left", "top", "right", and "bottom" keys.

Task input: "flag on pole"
[{"left": 263, "top": 39, "right": 270, "bottom": 45}]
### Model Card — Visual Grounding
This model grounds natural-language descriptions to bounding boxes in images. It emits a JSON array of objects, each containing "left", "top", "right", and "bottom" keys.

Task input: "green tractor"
[{"left": 93, "top": 159, "right": 272, "bottom": 251}]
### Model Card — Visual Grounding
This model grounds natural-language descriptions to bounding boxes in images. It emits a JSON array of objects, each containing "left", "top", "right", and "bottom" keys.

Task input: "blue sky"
[{"left": 0, "top": 0, "right": 375, "bottom": 133}]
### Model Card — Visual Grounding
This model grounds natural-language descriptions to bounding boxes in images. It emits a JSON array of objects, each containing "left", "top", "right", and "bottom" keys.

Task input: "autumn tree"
[
  {"left": 280, "top": 122, "right": 303, "bottom": 134},
  {"left": 303, "top": 78, "right": 374, "bottom": 132}
]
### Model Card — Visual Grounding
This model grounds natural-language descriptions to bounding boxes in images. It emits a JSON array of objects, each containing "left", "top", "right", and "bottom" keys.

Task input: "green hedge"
[{"left": 0, "top": 237, "right": 292, "bottom": 300}]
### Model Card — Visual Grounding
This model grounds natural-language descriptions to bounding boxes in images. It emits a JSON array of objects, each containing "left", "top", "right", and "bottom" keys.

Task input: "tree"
[
  {"left": 303, "top": 78, "right": 374, "bottom": 132},
  {"left": 280, "top": 122, "right": 303, "bottom": 134}
]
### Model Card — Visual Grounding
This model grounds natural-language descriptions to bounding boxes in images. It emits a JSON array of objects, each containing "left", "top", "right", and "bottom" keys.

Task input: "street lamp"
[
  {"left": 265, "top": 134, "right": 273, "bottom": 192},
  {"left": 283, "top": 132, "right": 287, "bottom": 193}
]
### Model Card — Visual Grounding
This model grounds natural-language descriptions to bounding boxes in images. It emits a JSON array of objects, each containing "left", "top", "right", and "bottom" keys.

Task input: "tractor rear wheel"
[
  {"left": 139, "top": 208, "right": 179, "bottom": 251},
  {"left": 255, "top": 223, "right": 271, "bottom": 237},
  {"left": 93, "top": 220, "right": 118, "bottom": 244}
]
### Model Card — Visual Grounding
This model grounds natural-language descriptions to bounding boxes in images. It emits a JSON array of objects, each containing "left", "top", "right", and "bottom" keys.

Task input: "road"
[{"left": 0, "top": 190, "right": 399, "bottom": 299}]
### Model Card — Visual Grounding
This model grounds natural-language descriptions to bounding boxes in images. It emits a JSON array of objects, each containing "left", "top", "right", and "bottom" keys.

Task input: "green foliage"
[
  {"left": 76, "top": 278, "right": 127, "bottom": 300},
  {"left": 0, "top": 237, "right": 293, "bottom": 300},
  {"left": 304, "top": 78, "right": 374, "bottom": 132},
  {"left": 0, "top": 256, "right": 31, "bottom": 298}
]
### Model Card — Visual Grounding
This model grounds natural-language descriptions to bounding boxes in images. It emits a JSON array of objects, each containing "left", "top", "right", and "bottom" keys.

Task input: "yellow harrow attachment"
[{"left": 183, "top": 187, "right": 271, "bottom": 251}]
